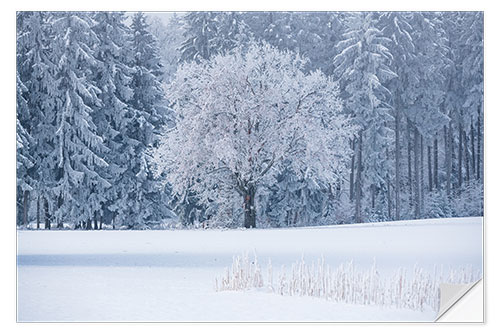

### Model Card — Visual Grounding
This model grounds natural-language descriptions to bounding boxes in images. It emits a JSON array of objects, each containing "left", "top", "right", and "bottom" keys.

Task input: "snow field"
[{"left": 17, "top": 217, "right": 482, "bottom": 321}]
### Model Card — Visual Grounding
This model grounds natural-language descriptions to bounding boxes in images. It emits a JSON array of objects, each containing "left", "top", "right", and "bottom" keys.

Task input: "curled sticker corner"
[{"left": 436, "top": 279, "right": 482, "bottom": 321}]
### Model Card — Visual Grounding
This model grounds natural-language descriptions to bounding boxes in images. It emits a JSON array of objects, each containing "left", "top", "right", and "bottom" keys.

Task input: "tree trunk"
[
  {"left": 387, "top": 177, "right": 392, "bottom": 220},
  {"left": 36, "top": 195, "right": 40, "bottom": 230},
  {"left": 17, "top": 192, "right": 21, "bottom": 226},
  {"left": 428, "top": 145, "right": 433, "bottom": 191},
  {"left": 407, "top": 120, "right": 413, "bottom": 210},
  {"left": 99, "top": 214, "right": 103, "bottom": 230},
  {"left": 471, "top": 120, "right": 476, "bottom": 177},
  {"left": 44, "top": 197, "right": 50, "bottom": 230},
  {"left": 434, "top": 137, "right": 438, "bottom": 190},
  {"left": 86, "top": 219, "right": 92, "bottom": 230},
  {"left": 349, "top": 138, "right": 355, "bottom": 202},
  {"left": 395, "top": 110, "right": 401, "bottom": 220},
  {"left": 94, "top": 211, "right": 99, "bottom": 230},
  {"left": 23, "top": 190, "right": 29, "bottom": 227},
  {"left": 243, "top": 184, "right": 256, "bottom": 228},
  {"left": 414, "top": 127, "right": 421, "bottom": 219},
  {"left": 477, "top": 106, "right": 481, "bottom": 181},
  {"left": 355, "top": 130, "right": 363, "bottom": 224},
  {"left": 464, "top": 129, "right": 470, "bottom": 183},
  {"left": 56, "top": 195, "right": 64, "bottom": 229},
  {"left": 371, "top": 185, "right": 375, "bottom": 209},
  {"left": 385, "top": 145, "right": 392, "bottom": 220},
  {"left": 451, "top": 123, "right": 456, "bottom": 190},
  {"left": 420, "top": 133, "right": 425, "bottom": 214},
  {"left": 458, "top": 121, "right": 463, "bottom": 189},
  {"left": 445, "top": 125, "right": 451, "bottom": 196}
]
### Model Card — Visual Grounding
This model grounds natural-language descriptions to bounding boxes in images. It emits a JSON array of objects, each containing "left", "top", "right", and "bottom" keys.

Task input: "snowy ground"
[{"left": 17, "top": 217, "right": 483, "bottom": 322}]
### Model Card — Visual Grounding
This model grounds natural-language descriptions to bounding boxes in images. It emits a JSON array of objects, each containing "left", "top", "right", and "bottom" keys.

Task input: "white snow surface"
[{"left": 17, "top": 217, "right": 483, "bottom": 322}]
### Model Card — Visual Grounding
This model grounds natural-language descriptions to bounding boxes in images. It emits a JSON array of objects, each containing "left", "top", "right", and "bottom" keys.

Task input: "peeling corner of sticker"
[{"left": 435, "top": 279, "right": 481, "bottom": 321}]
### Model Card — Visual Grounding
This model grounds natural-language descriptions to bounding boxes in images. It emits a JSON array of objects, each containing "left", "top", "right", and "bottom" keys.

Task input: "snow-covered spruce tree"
[
  {"left": 90, "top": 12, "right": 139, "bottom": 229},
  {"left": 149, "top": 13, "right": 185, "bottom": 83},
  {"left": 457, "top": 12, "right": 483, "bottom": 217},
  {"left": 127, "top": 12, "right": 174, "bottom": 229},
  {"left": 297, "top": 12, "right": 348, "bottom": 76},
  {"left": 152, "top": 42, "right": 354, "bottom": 228},
  {"left": 377, "top": 12, "right": 417, "bottom": 221},
  {"left": 16, "top": 72, "right": 34, "bottom": 227},
  {"left": 179, "top": 12, "right": 218, "bottom": 62},
  {"left": 260, "top": 12, "right": 299, "bottom": 52},
  {"left": 438, "top": 13, "right": 463, "bottom": 198},
  {"left": 333, "top": 13, "right": 397, "bottom": 223},
  {"left": 242, "top": 12, "right": 346, "bottom": 76},
  {"left": 50, "top": 12, "right": 110, "bottom": 229},
  {"left": 434, "top": 12, "right": 483, "bottom": 217},
  {"left": 16, "top": 13, "right": 36, "bottom": 227},
  {"left": 17, "top": 11, "right": 61, "bottom": 229},
  {"left": 180, "top": 12, "right": 250, "bottom": 63},
  {"left": 459, "top": 12, "right": 483, "bottom": 184},
  {"left": 451, "top": 179, "right": 483, "bottom": 217},
  {"left": 405, "top": 13, "right": 449, "bottom": 219},
  {"left": 261, "top": 166, "right": 338, "bottom": 227}
]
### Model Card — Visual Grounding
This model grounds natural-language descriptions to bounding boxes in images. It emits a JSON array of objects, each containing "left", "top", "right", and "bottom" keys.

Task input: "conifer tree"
[
  {"left": 50, "top": 12, "right": 110, "bottom": 228},
  {"left": 90, "top": 12, "right": 137, "bottom": 228},
  {"left": 16, "top": 73, "right": 34, "bottom": 227},
  {"left": 127, "top": 12, "right": 173, "bottom": 228},
  {"left": 333, "top": 13, "right": 397, "bottom": 223},
  {"left": 180, "top": 12, "right": 250, "bottom": 63},
  {"left": 17, "top": 11, "right": 59, "bottom": 228}
]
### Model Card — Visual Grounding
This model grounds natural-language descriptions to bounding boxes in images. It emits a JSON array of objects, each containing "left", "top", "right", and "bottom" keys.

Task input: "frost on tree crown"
[{"left": 152, "top": 42, "right": 354, "bottom": 225}]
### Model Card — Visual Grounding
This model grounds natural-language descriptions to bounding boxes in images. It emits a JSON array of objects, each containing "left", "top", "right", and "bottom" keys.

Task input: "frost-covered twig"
[{"left": 215, "top": 252, "right": 264, "bottom": 292}]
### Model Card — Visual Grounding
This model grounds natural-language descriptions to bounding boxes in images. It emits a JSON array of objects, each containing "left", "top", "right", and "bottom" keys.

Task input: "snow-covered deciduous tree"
[
  {"left": 239, "top": 12, "right": 352, "bottom": 227},
  {"left": 153, "top": 42, "right": 354, "bottom": 228}
]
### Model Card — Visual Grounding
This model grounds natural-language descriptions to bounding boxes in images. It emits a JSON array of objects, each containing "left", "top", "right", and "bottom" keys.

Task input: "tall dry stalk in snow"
[{"left": 215, "top": 253, "right": 481, "bottom": 312}]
